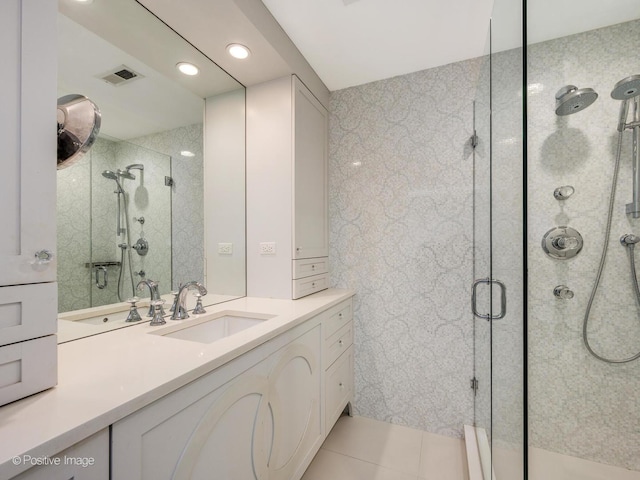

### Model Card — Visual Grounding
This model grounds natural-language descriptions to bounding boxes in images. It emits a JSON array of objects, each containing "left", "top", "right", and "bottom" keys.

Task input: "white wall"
[{"left": 205, "top": 89, "right": 247, "bottom": 296}]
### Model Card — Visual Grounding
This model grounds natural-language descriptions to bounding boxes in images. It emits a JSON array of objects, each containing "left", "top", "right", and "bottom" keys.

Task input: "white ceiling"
[
  {"left": 261, "top": 0, "right": 640, "bottom": 92},
  {"left": 261, "top": 0, "right": 494, "bottom": 91},
  {"left": 58, "top": 0, "right": 242, "bottom": 140}
]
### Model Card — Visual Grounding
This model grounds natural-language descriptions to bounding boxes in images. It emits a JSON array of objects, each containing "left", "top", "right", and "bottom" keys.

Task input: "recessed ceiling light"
[
  {"left": 180, "top": 150, "right": 196, "bottom": 157},
  {"left": 226, "top": 44, "right": 251, "bottom": 60},
  {"left": 176, "top": 62, "right": 199, "bottom": 76},
  {"left": 73, "top": 0, "right": 94, "bottom": 3}
]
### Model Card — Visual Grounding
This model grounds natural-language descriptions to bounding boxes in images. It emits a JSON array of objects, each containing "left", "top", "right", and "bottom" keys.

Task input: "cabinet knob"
[
  {"left": 34, "top": 249, "right": 54, "bottom": 264},
  {"left": 311, "top": 264, "right": 315, "bottom": 270},
  {"left": 312, "top": 282, "right": 316, "bottom": 288},
  {"left": 338, "top": 340, "right": 343, "bottom": 346},
  {"left": 338, "top": 382, "right": 344, "bottom": 389},
  {"left": 338, "top": 313, "right": 343, "bottom": 318}
]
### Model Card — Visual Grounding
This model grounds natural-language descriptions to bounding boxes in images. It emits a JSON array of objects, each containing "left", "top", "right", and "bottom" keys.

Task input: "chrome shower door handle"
[
  {"left": 493, "top": 279, "right": 507, "bottom": 320},
  {"left": 471, "top": 277, "right": 507, "bottom": 321}
]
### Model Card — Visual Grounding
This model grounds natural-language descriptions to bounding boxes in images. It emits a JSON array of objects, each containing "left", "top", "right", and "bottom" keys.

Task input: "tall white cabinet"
[
  {"left": 0, "top": 0, "right": 58, "bottom": 406},
  {"left": 247, "top": 75, "right": 329, "bottom": 299}
]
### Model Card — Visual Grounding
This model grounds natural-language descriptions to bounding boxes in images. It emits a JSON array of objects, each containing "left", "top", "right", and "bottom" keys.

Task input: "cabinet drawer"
[
  {"left": 323, "top": 300, "right": 352, "bottom": 340},
  {"left": 325, "top": 346, "right": 353, "bottom": 433},
  {"left": 0, "top": 335, "right": 57, "bottom": 407},
  {"left": 292, "top": 257, "right": 328, "bottom": 279},
  {"left": 0, "top": 283, "right": 57, "bottom": 347},
  {"left": 325, "top": 322, "right": 353, "bottom": 369},
  {"left": 292, "top": 273, "right": 329, "bottom": 299}
]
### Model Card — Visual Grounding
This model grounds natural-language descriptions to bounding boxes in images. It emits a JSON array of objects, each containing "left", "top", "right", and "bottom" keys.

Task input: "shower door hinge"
[
  {"left": 164, "top": 176, "right": 174, "bottom": 187},
  {"left": 471, "top": 377, "right": 479, "bottom": 395},
  {"left": 470, "top": 131, "right": 478, "bottom": 149}
]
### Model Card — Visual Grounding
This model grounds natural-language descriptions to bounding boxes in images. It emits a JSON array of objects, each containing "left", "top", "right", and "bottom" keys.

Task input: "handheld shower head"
[
  {"left": 611, "top": 75, "right": 640, "bottom": 132},
  {"left": 611, "top": 75, "right": 640, "bottom": 100},
  {"left": 102, "top": 170, "right": 124, "bottom": 192},
  {"left": 555, "top": 85, "right": 598, "bottom": 116}
]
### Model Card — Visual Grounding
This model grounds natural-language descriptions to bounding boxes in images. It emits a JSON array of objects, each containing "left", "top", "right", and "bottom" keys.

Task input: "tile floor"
[{"left": 301, "top": 415, "right": 469, "bottom": 480}]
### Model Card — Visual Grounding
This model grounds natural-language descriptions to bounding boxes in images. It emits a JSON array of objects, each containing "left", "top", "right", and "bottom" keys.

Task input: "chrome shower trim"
[{"left": 554, "top": 85, "right": 598, "bottom": 116}]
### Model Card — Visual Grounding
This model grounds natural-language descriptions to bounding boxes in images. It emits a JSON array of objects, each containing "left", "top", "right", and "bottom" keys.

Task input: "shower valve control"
[
  {"left": 554, "top": 285, "right": 574, "bottom": 300},
  {"left": 554, "top": 185, "right": 575, "bottom": 200},
  {"left": 542, "top": 226, "right": 583, "bottom": 260}
]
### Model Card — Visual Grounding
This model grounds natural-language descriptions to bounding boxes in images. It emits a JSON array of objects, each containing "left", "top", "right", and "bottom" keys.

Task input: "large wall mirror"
[{"left": 57, "top": 0, "right": 246, "bottom": 342}]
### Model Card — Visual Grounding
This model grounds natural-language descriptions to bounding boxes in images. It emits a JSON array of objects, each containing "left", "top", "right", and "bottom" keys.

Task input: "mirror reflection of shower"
[
  {"left": 101, "top": 165, "right": 145, "bottom": 302},
  {"left": 578, "top": 74, "right": 640, "bottom": 364}
]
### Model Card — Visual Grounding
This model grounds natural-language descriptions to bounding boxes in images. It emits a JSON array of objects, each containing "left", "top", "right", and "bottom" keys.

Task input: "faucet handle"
[
  {"left": 169, "top": 290, "right": 179, "bottom": 312},
  {"left": 193, "top": 293, "right": 206, "bottom": 315},
  {"left": 149, "top": 299, "right": 166, "bottom": 326},
  {"left": 125, "top": 297, "right": 142, "bottom": 323}
]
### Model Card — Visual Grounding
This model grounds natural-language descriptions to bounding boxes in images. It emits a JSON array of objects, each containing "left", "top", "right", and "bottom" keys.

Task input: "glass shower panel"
[
  {"left": 472, "top": 20, "right": 492, "bottom": 474},
  {"left": 90, "top": 138, "right": 172, "bottom": 307},
  {"left": 527, "top": 1, "right": 640, "bottom": 478},
  {"left": 485, "top": 0, "right": 526, "bottom": 477}
]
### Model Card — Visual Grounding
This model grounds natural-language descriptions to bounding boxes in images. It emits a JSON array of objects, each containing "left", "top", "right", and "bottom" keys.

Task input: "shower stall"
[
  {"left": 473, "top": 0, "right": 640, "bottom": 478},
  {"left": 56, "top": 137, "right": 173, "bottom": 312}
]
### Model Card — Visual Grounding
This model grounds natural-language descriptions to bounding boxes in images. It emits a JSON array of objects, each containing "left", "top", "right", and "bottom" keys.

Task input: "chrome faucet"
[
  {"left": 136, "top": 279, "right": 164, "bottom": 317},
  {"left": 171, "top": 281, "right": 207, "bottom": 320}
]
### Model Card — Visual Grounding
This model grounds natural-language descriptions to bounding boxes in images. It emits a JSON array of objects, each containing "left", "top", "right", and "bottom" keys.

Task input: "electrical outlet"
[
  {"left": 259, "top": 242, "right": 276, "bottom": 255},
  {"left": 218, "top": 243, "right": 233, "bottom": 255}
]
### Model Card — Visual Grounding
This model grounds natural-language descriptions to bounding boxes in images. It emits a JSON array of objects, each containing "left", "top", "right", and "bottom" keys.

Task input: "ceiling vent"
[{"left": 98, "top": 65, "right": 144, "bottom": 86}]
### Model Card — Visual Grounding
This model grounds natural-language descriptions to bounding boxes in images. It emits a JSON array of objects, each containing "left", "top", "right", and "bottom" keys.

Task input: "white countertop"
[{"left": 0, "top": 289, "right": 354, "bottom": 479}]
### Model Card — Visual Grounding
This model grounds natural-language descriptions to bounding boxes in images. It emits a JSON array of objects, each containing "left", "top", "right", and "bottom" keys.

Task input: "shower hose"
[{"left": 583, "top": 129, "right": 640, "bottom": 363}]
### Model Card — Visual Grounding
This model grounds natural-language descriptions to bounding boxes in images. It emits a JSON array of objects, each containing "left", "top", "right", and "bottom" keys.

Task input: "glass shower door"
[{"left": 472, "top": 0, "right": 526, "bottom": 477}]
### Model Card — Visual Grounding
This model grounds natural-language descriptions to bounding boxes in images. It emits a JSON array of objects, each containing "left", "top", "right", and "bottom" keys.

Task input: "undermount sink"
[{"left": 149, "top": 311, "right": 275, "bottom": 344}]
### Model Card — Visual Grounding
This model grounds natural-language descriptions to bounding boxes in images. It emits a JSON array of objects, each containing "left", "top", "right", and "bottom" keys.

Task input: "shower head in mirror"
[
  {"left": 555, "top": 85, "right": 598, "bottom": 116},
  {"left": 57, "top": 94, "right": 101, "bottom": 170}
]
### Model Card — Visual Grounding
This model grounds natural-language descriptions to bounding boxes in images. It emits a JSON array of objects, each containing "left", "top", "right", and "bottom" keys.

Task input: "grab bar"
[
  {"left": 471, "top": 277, "right": 507, "bottom": 320},
  {"left": 95, "top": 266, "right": 108, "bottom": 289}
]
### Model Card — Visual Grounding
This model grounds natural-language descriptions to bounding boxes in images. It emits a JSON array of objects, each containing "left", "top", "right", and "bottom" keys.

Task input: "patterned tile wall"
[
  {"left": 527, "top": 19, "right": 640, "bottom": 470},
  {"left": 329, "top": 59, "right": 484, "bottom": 437}
]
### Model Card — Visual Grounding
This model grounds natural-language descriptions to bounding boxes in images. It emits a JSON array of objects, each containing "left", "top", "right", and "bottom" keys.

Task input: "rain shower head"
[
  {"left": 117, "top": 169, "right": 136, "bottom": 180},
  {"left": 555, "top": 85, "right": 598, "bottom": 116},
  {"left": 611, "top": 75, "right": 640, "bottom": 100}
]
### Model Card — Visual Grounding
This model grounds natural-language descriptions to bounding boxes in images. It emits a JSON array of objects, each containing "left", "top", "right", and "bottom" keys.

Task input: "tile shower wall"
[
  {"left": 528, "top": 19, "right": 640, "bottom": 470},
  {"left": 330, "top": 59, "right": 482, "bottom": 437},
  {"left": 57, "top": 143, "right": 94, "bottom": 312},
  {"left": 128, "top": 124, "right": 204, "bottom": 289}
]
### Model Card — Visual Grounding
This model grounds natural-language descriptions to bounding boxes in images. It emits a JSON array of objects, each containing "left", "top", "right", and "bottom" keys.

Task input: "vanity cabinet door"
[
  {"left": 292, "top": 77, "right": 329, "bottom": 261},
  {"left": 268, "top": 324, "right": 322, "bottom": 480},
  {"left": 111, "top": 360, "right": 271, "bottom": 480},
  {"left": 0, "top": 0, "right": 57, "bottom": 287}
]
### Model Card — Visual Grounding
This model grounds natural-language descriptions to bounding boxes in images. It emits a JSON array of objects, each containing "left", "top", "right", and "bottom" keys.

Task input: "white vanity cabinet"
[
  {"left": 0, "top": 0, "right": 58, "bottom": 407},
  {"left": 12, "top": 429, "right": 109, "bottom": 480},
  {"left": 247, "top": 75, "right": 329, "bottom": 299},
  {"left": 112, "top": 322, "right": 323, "bottom": 480},
  {"left": 321, "top": 301, "right": 354, "bottom": 433}
]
